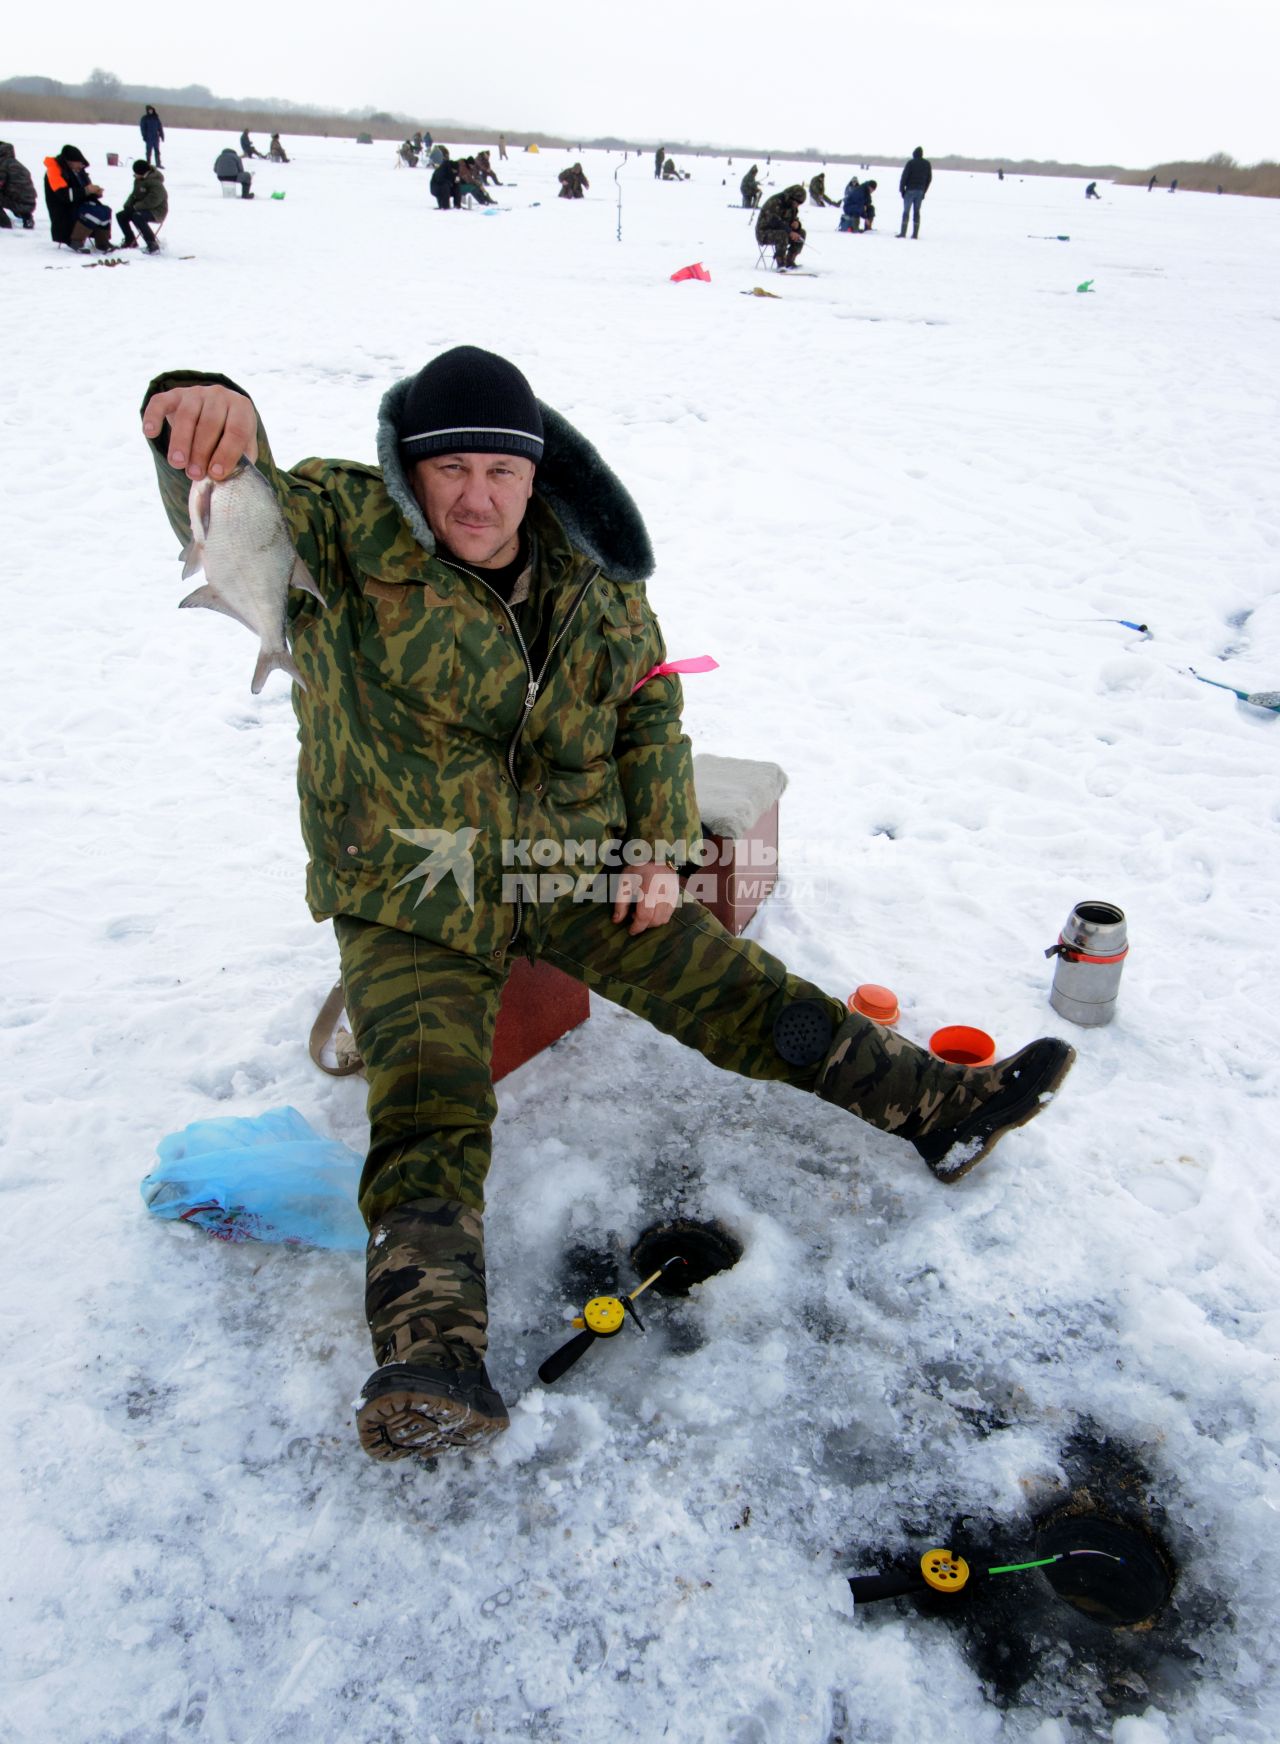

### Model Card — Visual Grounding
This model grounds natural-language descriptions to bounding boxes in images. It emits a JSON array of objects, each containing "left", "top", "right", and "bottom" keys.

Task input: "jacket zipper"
[{"left": 439, "top": 556, "right": 603, "bottom": 945}]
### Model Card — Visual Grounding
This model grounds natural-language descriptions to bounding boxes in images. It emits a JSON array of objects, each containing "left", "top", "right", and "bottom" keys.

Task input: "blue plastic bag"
[{"left": 141, "top": 1106, "right": 366, "bottom": 1251}]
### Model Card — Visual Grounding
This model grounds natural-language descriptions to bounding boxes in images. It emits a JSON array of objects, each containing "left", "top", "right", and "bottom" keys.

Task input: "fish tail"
[{"left": 251, "top": 646, "right": 307, "bottom": 695}]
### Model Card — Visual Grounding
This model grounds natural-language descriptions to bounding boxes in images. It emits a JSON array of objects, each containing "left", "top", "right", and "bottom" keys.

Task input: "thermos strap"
[{"left": 1045, "top": 937, "right": 1130, "bottom": 964}]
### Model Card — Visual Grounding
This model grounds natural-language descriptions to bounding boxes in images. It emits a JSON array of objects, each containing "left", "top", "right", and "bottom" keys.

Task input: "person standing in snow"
[
  {"left": 897, "top": 145, "right": 932, "bottom": 238},
  {"left": 139, "top": 105, "right": 165, "bottom": 168},
  {"left": 0, "top": 141, "right": 38, "bottom": 229},
  {"left": 756, "top": 184, "right": 807, "bottom": 268},
  {"left": 1147, "top": 174, "right": 1157, "bottom": 192},
  {"left": 116, "top": 158, "right": 167, "bottom": 252},
  {"left": 498, "top": 133, "right": 507, "bottom": 160},
  {"left": 654, "top": 144, "right": 665, "bottom": 179},
  {"left": 140, "top": 348, "right": 1075, "bottom": 1464}
]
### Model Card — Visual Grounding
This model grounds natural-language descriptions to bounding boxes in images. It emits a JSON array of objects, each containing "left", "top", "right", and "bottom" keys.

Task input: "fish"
[{"left": 180, "top": 463, "right": 324, "bottom": 694}]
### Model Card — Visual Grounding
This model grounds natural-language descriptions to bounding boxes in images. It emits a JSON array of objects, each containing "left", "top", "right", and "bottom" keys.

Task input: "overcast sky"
[{"left": 5, "top": 0, "right": 1275, "bottom": 167}]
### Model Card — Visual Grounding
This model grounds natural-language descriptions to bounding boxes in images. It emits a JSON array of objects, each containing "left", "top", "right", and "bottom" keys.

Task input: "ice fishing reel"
[
  {"left": 538, "top": 1258, "right": 687, "bottom": 1385},
  {"left": 848, "top": 1512, "right": 1174, "bottom": 1628}
]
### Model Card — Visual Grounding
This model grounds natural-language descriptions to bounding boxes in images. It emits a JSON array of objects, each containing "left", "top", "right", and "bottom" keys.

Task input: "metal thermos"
[{"left": 1046, "top": 901, "right": 1128, "bottom": 1026}]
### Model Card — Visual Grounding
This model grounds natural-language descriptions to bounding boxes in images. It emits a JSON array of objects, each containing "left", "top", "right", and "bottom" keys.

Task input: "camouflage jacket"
[
  {"left": 0, "top": 142, "right": 36, "bottom": 210},
  {"left": 144, "top": 370, "right": 700, "bottom": 963},
  {"left": 756, "top": 188, "right": 804, "bottom": 239}
]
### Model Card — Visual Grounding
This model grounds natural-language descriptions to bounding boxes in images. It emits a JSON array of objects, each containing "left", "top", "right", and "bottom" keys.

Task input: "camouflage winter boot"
[
  {"left": 356, "top": 1197, "right": 510, "bottom": 1461},
  {"left": 778, "top": 1001, "right": 1074, "bottom": 1182}
]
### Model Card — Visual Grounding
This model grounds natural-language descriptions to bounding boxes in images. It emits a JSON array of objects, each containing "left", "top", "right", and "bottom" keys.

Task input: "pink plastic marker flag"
[
  {"left": 631, "top": 654, "right": 720, "bottom": 693},
  {"left": 670, "top": 262, "right": 712, "bottom": 283}
]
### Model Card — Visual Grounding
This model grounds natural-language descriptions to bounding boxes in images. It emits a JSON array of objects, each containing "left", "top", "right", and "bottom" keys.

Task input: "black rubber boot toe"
[
  {"left": 356, "top": 1361, "right": 509, "bottom": 1462},
  {"left": 913, "top": 1038, "right": 1075, "bottom": 1182}
]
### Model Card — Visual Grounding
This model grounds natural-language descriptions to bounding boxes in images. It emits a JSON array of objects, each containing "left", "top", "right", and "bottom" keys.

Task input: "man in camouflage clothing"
[
  {"left": 141, "top": 349, "right": 1074, "bottom": 1464},
  {"left": 808, "top": 172, "right": 840, "bottom": 208},
  {"left": 739, "top": 164, "right": 760, "bottom": 208},
  {"left": 756, "top": 184, "right": 808, "bottom": 269},
  {"left": 0, "top": 141, "right": 37, "bottom": 228},
  {"left": 557, "top": 162, "right": 589, "bottom": 199}
]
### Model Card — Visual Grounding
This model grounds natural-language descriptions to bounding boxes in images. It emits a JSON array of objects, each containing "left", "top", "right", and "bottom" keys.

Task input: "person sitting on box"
[
  {"left": 43, "top": 144, "right": 116, "bottom": 252},
  {"left": 140, "top": 347, "right": 1075, "bottom": 1465},
  {"left": 214, "top": 146, "right": 254, "bottom": 199}
]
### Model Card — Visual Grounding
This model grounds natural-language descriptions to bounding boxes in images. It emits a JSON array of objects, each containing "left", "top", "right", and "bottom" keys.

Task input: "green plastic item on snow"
[
  {"left": 1076, "top": 279, "right": 1095, "bottom": 293},
  {"left": 271, "top": 190, "right": 286, "bottom": 200}
]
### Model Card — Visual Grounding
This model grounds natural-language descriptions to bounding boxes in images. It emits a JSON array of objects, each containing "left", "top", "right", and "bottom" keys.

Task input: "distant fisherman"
[
  {"left": 756, "top": 183, "right": 807, "bottom": 269},
  {"left": 139, "top": 105, "right": 164, "bottom": 169},
  {"left": 897, "top": 145, "right": 932, "bottom": 238},
  {"left": 117, "top": 159, "right": 168, "bottom": 253},
  {"left": 808, "top": 171, "right": 839, "bottom": 208},
  {"left": 0, "top": 141, "right": 37, "bottom": 230}
]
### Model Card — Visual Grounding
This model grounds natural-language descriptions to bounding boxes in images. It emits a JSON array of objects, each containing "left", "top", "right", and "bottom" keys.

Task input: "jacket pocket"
[{"left": 355, "top": 575, "right": 458, "bottom": 714}]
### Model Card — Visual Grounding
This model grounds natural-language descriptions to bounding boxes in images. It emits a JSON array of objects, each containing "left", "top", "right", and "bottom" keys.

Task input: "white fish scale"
[
  {"left": 198, "top": 469, "right": 294, "bottom": 651},
  {"left": 180, "top": 464, "right": 321, "bottom": 692}
]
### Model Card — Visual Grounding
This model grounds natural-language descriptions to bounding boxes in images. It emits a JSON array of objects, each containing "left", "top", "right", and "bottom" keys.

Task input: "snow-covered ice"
[{"left": 2, "top": 125, "right": 1279, "bottom": 1742}]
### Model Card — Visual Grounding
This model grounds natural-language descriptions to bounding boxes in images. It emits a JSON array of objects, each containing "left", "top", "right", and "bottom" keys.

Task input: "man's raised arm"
[{"left": 142, "top": 380, "right": 258, "bottom": 481}]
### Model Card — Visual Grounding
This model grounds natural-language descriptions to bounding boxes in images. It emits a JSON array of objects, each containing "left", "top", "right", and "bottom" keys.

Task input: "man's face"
[{"left": 411, "top": 452, "right": 535, "bottom": 570}]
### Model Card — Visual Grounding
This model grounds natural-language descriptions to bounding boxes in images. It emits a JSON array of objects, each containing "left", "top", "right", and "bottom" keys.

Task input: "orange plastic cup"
[
  {"left": 848, "top": 983, "right": 900, "bottom": 1025},
  {"left": 929, "top": 1025, "right": 997, "bottom": 1067}
]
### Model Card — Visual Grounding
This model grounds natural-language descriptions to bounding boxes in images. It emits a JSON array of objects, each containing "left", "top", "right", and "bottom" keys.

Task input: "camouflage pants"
[
  {"left": 335, "top": 898, "right": 847, "bottom": 1228},
  {"left": 338, "top": 896, "right": 980, "bottom": 1366},
  {"left": 757, "top": 224, "right": 803, "bottom": 267}
]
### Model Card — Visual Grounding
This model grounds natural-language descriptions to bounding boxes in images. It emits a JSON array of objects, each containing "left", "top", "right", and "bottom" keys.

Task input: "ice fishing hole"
[{"left": 630, "top": 1218, "right": 743, "bottom": 1296}]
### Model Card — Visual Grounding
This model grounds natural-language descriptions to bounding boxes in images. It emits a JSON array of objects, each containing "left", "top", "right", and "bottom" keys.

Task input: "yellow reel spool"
[
  {"left": 581, "top": 1296, "right": 626, "bottom": 1337},
  {"left": 920, "top": 1549, "right": 970, "bottom": 1593}
]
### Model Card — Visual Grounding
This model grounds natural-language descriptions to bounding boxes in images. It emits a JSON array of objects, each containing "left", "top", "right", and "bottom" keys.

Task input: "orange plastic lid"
[
  {"left": 849, "top": 983, "right": 900, "bottom": 1024},
  {"left": 929, "top": 1025, "right": 997, "bottom": 1067}
]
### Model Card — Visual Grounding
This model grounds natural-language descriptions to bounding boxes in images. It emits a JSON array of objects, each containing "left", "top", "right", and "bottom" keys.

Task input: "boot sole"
[
  {"left": 920, "top": 1042, "right": 1076, "bottom": 1183},
  {"left": 356, "top": 1369, "right": 509, "bottom": 1462}
]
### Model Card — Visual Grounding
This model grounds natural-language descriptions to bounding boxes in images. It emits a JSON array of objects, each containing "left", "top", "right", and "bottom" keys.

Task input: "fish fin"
[
  {"left": 180, "top": 542, "right": 204, "bottom": 580},
  {"left": 180, "top": 585, "right": 253, "bottom": 632},
  {"left": 289, "top": 554, "right": 326, "bottom": 604},
  {"left": 251, "top": 647, "right": 307, "bottom": 695}
]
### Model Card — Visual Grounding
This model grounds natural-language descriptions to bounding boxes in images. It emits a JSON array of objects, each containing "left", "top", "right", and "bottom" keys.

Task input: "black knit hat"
[{"left": 398, "top": 345, "right": 544, "bottom": 464}]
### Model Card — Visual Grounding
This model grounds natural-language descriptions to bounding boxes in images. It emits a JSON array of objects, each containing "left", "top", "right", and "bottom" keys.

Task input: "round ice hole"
[
  {"left": 1034, "top": 1510, "right": 1175, "bottom": 1627},
  {"left": 630, "top": 1218, "right": 743, "bottom": 1296}
]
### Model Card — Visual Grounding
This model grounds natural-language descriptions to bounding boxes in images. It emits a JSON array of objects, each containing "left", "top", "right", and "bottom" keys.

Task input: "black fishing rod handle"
[
  {"left": 847, "top": 1568, "right": 929, "bottom": 1603},
  {"left": 538, "top": 1330, "right": 597, "bottom": 1385}
]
